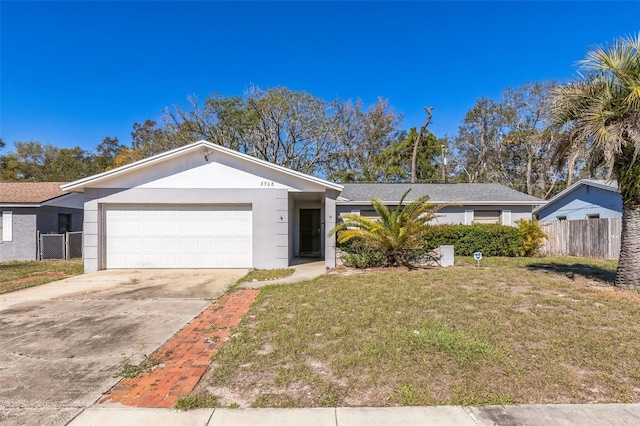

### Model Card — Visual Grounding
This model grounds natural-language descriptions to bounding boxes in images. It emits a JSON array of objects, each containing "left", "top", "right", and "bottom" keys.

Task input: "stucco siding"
[
  {"left": 82, "top": 187, "right": 290, "bottom": 272},
  {"left": 324, "top": 191, "right": 338, "bottom": 268},
  {"left": 0, "top": 209, "right": 37, "bottom": 261},
  {"left": 536, "top": 185, "right": 622, "bottom": 221},
  {"left": 82, "top": 192, "right": 100, "bottom": 273},
  {"left": 275, "top": 192, "right": 289, "bottom": 266},
  {"left": 288, "top": 197, "right": 295, "bottom": 262}
]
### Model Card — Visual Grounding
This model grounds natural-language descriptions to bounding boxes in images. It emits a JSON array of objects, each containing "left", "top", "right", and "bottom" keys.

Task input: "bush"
[
  {"left": 516, "top": 219, "right": 547, "bottom": 257},
  {"left": 337, "top": 238, "right": 387, "bottom": 268},
  {"left": 422, "top": 224, "right": 522, "bottom": 257},
  {"left": 338, "top": 222, "right": 546, "bottom": 267}
]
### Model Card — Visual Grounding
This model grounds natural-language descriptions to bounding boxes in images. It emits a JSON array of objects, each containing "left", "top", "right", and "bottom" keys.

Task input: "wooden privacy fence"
[{"left": 539, "top": 218, "right": 621, "bottom": 260}]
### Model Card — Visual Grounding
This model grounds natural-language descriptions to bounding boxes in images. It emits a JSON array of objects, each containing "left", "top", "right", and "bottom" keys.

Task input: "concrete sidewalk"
[
  {"left": 69, "top": 403, "right": 640, "bottom": 425},
  {"left": 241, "top": 259, "right": 326, "bottom": 288}
]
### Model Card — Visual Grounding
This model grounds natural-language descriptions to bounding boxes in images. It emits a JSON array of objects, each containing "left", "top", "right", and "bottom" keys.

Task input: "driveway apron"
[{"left": 0, "top": 269, "right": 246, "bottom": 426}]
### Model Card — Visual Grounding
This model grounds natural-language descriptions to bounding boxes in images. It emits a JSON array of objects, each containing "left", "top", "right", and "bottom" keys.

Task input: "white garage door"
[{"left": 105, "top": 205, "right": 252, "bottom": 268}]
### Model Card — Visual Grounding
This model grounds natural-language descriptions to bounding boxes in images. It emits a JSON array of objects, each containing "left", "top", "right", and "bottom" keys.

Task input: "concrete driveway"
[{"left": 0, "top": 269, "right": 247, "bottom": 426}]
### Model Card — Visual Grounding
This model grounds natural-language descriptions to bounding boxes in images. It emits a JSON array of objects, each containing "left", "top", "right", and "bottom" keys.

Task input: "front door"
[{"left": 300, "top": 209, "right": 321, "bottom": 257}]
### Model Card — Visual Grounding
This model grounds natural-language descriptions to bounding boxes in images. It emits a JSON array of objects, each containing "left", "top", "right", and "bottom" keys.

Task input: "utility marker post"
[{"left": 474, "top": 252, "right": 482, "bottom": 268}]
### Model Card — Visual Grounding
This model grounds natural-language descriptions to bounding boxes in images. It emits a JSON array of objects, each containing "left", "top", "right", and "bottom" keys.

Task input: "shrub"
[
  {"left": 516, "top": 219, "right": 547, "bottom": 257},
  {"left": 338, "top": 238, "right": 387, "bottom": 268},
  {"left": 338, "top": 221, "right": 545, "bottom": 266},
  {"left": 422, "top": 224, "right": 522, "bottom": 257}
]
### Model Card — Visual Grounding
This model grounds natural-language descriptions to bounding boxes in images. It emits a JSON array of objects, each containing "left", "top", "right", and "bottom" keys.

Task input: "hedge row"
[
  {"left": 337, "top": 222, "right": 547, "bottom": 268},
  {"left": 421, "top": 223, "right": 522, "bottom": 256}
]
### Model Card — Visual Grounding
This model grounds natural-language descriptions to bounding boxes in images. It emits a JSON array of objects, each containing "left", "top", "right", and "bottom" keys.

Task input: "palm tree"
[
  {"left": 329, "top": 189, "right": 441, "bottom": 266},
  {"left": 551, "top": 34, "right": 640, "bottom": 288}
]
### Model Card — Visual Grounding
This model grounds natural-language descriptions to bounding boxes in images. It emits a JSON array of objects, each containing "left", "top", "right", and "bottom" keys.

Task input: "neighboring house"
[
  {"left": 337, "top": 183, "right": 545, "bottom": 226},
  {"left": 61, "top": 140, "right": 545, "bottom": 273},
  {"left": 534, "top": 179, "right": 621, "bottom": 222},
  {"left": 0, "top": 182, "right": 84, "bottom": 262}
]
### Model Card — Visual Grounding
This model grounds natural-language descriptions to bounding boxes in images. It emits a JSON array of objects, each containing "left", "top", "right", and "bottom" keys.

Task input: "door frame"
[{"left": 299, "top": 208, "right": 322, "bottom": 258}]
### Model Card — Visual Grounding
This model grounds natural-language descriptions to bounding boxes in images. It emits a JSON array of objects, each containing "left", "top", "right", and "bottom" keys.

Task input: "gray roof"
[{"left": 338, "top": 183, "right": 545, "bottom": 205}]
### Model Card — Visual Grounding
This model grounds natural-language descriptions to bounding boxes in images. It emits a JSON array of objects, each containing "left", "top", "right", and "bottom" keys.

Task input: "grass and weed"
[
  {"left": 236, "top": 268, "right": 294, "bottom": 284},
  {"left": 195, "top": 256, "right": 639, "bottom": 408},
  {"left": 113, "top": 354, "right": 164, "bottom": 379},
  {"left": 175, "top": 394, "right": 218, "bottom": 410},
  {"left": 0, "top": 259, "right": 83, "bottom": 294}
]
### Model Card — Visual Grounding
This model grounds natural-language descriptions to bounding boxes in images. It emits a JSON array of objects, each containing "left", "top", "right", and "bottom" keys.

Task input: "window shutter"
[
  {"left": 464, "top": 210, "right": 473, "bottom": 225},
  {"left": 502, "top": 210, "right": 512, "bottom": 226},
  {"left": 2, "top": 211, "right": 12, "bottom": 242}
]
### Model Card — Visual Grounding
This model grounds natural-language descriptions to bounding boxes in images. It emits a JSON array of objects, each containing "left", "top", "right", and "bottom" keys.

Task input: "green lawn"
[
  {"left": 0, "top": 259, "right": 84, "bottom": 294},
  {"left": 194, "top": 256, "right": 640, "bottom": 408}
]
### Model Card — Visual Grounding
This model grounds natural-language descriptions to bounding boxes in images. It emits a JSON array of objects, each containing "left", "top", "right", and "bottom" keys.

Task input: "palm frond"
[{"left": 329, "top": 188, "right": 443, "bottom": 266}]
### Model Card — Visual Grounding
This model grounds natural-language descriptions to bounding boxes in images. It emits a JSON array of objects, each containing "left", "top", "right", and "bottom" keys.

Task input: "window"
[
  {"left": 360, "top": 209, "right": 381, "bottom": 221},
  {"left": 1, "top": 211, "right": 12, "bottom": 242},
  {"left": 473, "top": 210, "right": 501, "bottom": 224},
  {"left": 501, "top": 210, "right": 512, "bottom": 226},
  {"left": 587, "top": 213, "right": 600, "bottom": 220},
  {"left": 464, "top": 210, "right": 474, "bottom": 225},
  {"left": 58, "top": 214, "right": 71, "bottom": 233}
]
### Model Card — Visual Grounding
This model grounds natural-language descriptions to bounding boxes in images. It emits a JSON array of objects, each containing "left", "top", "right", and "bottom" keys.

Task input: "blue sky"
[{"left": 1, "top": 1, "right": 639, "bottom": 152}]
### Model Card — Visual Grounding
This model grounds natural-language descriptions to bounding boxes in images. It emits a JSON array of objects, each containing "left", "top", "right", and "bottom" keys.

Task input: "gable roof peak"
[{"left": 61, "top": 140, "right": 342, "bottom": 192}]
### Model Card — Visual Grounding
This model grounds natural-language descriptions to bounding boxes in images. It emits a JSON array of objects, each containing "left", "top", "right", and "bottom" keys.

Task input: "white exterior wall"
[{"left": 324, "top": 193, "right": 338, "bottom": 268}]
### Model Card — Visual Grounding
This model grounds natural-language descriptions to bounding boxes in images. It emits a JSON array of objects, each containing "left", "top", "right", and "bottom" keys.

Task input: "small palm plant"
[{"left": 329, "top": 189, "right": 441, "bottom": 266}]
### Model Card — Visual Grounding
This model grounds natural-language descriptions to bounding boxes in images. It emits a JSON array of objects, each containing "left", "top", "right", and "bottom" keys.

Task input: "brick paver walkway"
[{"left": 100, "top": 289, "right": 259, "bottom": 408}]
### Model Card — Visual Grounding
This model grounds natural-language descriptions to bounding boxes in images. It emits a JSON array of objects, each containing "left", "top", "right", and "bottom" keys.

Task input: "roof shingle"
[
  {"left": 0, "top": 182, "right": 69, "bottom": 204},
  {"left": 338, "top": 183, "right": 545, "bottom": 204}
]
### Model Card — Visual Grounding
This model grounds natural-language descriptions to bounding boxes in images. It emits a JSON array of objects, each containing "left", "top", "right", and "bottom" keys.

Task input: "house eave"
[{"left": 0, "top": 203, "right": 42, "bottom": 208}]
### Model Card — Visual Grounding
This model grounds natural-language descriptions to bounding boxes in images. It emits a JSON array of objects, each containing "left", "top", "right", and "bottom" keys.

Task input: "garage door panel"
[
  {"left": 161, "top": 221, "right": 178, "bottom": 234},
  {"left": 105, "top": 205, "right": 252, "bottom": 268},
  {"left": 197, "top": 221, "right": 214, "bottom": 233}
]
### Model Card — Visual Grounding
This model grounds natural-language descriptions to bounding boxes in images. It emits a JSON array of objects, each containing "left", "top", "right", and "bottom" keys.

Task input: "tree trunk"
[
  {"left": 411, "top": 107, "right": 433, "bottom": 183},
  {"left": 615, "top": 204, "right": 640, "bottom": 288},
  {"left": 526, "top": 155, "right": 533, "bottom": 195}
]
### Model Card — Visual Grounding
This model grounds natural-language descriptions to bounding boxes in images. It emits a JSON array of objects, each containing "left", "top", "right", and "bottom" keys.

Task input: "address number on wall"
[{"left": 260, "top": 181, "right": 275, "bottom": 187}]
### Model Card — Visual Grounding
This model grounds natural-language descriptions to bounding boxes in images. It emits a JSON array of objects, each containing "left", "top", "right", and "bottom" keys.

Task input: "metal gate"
[{"left": 38, "top": 231, "right": 83, "bottom": 260}]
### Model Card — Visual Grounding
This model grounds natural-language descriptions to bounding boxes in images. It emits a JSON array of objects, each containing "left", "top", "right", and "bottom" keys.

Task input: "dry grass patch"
[
  {"left": 196, "top": 256, "right": 640, "bottom": 407},
  {"left": 0, "top": 259, "right": 83, "bottom": 294},
  {"left": 236, "top": 268, "right": 295, "bottom": 284}
]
